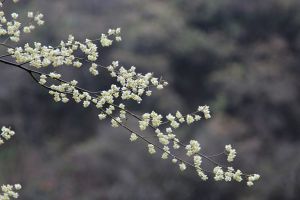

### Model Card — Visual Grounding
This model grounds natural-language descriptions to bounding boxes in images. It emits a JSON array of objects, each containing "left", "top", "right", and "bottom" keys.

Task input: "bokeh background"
[{"left": 1, "top": 0, "right": 300, "bottom": 199}]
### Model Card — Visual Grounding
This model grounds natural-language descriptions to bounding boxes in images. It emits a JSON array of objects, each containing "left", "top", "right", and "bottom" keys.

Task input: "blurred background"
[{"left": 0, "top": 0, "right": 300, "bottom": 199}]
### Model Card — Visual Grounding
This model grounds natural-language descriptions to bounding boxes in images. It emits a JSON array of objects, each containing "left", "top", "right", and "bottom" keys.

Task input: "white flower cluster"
[
  {"left": 225, "top": 144, "right": 237, "bottom": 162},
  {"left": 9, "top": 37, "right": 97, "bottom": 69},
  {"left": 107, "top": 61, "right": 168, "bottom": 103},
  {"left": 139, "top": 112, "right": 163, "bottom": 130},
  {"left": 165, "top": 106, "right": 211, "bottom": 128},
  {"left": 166, "top": 113, "right": 180, "bottom": 128},
  {"left": 9, "top": 35, "right": 168, "bottom": 101},
  {"left": 0, "top": 8, "right": 43, "bottom": 42},
  {"left": 147, "top": 144, "right": 156, "bottom": 154},
  {"left": 41, "top": 68, "right": 166, "bottom": 109},
  {"left": 213, "top": 166, "right": 243, "bottom": 182},
  {"left": 197, "top": 105, "right": 211, "bottom": 119},
  {"left": 8, "top": 29, "right": 119, "bottom": 74},
  {"left": 179, "top": 162, "right": 186, "bottom": 171},
  {"left": 186, "top": 140, "right": 201, "bottom": 156},
  {"left": 133, "top": 108, "right": 213, "bottom": 180},
  {"left": 247, "top": 174, "right": 260, "bottom": 187},
  {"left": 193, "top": 156, "right": 208, "bottom": 181},
  {"left": 212, "top": 165, "right": 260, "bottom": 186},
  {"left": 129, "top": 133, "right": 138, "bottom": 142},
  {"left": 0, "top": 126, "right": 15, "bottom": 145},
  {"left": 101, "top": 28, "right": 121, "bottom": 46},
  {"left": 0, "top": 184, "right": 22, "bottom": 200}
]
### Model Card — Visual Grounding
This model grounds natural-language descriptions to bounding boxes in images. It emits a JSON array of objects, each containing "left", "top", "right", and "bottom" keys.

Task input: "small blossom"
[
  {"left": 28, "top": 12, "right": 34, "bottom": 18},
  {"left": 213, "top": 166, "right": 224, "bottom": 181},
  {"left": 39, "top": 74, "right": 47, "bottom": 85},
  {"left": 129, "top": 133, "right": 138, "bottom": 142},
  {"left": 186, "top": 115, "right": 194, "bottom": 125},
  {"left": 98, "top": 114, "right": 107, "bottom": 120},
  {"left": 147, "top": 144, "right": 156, "bottom": 154},
  {"left": 247, "top": 174, "right": 260, "bottom": 187},
  {"left": 0, "top": 126, "right": 15, "bottom": 145},
  {"left": 100, "top": 34, "right": 113, "bottom": 47},
  {"left": 186, "top": 140, "right": 201, "bottom": 156},
  {"left": 179, "top": 163, "right": 187, "bottom": 171},
  {"left": 225, "top": 144, "right": 237, "bottom": 162}
]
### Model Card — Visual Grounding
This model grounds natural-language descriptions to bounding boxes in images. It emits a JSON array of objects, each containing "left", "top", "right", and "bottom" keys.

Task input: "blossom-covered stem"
[
  {"left": 0, "top": 58, "right": 239, "bottom": 174},
  {"left": 93, "top": 100, "right": 253, "bottom": 178},
  {"left": 73, "top": 56, "right": 166, "bottom": 90},
  {"left": 0, "top": 57, "right": 256, "bottom": 179},
  {"left": 0, "top": 59, "right": 214, "bottom": 175},
  {"left": 107, "top": 103, "right": 228, "bottom": 167},
  {"left": 160, "top": 110, "right": 201, "bottom": 125},
  {"left": 96, "top": 107, "right": 211, "bottom": 174}
]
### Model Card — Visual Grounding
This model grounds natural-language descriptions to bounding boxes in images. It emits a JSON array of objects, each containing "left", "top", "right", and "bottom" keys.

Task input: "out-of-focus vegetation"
[{"left": 0, "top": 0, "right": 299, "bottom": 199}]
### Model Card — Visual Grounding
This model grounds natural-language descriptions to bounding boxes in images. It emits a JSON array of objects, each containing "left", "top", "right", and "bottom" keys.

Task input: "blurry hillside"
[{"left": 0, "top": 0, "right": 300, "bottom": 199}]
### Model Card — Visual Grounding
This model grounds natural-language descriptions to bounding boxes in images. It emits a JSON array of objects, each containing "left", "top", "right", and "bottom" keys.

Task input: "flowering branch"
[{"left": 0, "top": 0, "right": 260, "bottom": 192}]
